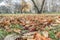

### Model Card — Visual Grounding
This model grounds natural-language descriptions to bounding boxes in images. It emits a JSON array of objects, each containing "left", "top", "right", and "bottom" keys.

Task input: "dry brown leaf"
[
  {"left": 56, "top": 32, "right": 60, "bottom": 38},
  {"left": 13, "top": 29, "right": 21, "bottom": 33}
]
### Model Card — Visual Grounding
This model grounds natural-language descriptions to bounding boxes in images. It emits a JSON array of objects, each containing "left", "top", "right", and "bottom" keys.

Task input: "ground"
[{"left": 0, "top": 13, "right": 60, "bottom": 40}]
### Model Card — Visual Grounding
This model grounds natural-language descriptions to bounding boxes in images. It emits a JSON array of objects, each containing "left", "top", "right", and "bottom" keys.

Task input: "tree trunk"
[
  {"left": 31, "top": 0, "right": 40, "bottom": 13},
  {"left": 31, "top": 0, "right": 45, "bottom": 13},
  {"left": 39, "top": 0, "right": 45, "bottom": 13}
]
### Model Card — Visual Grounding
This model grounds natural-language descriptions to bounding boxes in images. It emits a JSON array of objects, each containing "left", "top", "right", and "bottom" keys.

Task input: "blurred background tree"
[{"left": 0, "top": 0, "right": 60, "bottom": 14}]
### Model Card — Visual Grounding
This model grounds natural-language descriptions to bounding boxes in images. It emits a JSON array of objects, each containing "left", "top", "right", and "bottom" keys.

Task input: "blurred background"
[{"left": 0, "top": 0, "right": 60, "bottom": 14}]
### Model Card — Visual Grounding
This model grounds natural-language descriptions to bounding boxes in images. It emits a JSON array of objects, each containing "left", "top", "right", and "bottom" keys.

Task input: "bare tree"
[
  {"left": 31, "top": 0, "right": 45, "bottom": 13},
  {"left": 40, "top": 0, "right": 45, "bottom": 13},
  {"left": 31, "top": 0, "right": 40, "bottom": 13}
]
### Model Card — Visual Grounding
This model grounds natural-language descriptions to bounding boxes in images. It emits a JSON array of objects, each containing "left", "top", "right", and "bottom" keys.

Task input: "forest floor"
[{"left": 0, "top": 13, "right": 60, "bottom": 40}]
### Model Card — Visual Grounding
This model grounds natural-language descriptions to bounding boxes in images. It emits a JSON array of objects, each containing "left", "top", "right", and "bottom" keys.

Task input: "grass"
[{"left": 0, "top": 13, "right": 60, "bottom": 16}]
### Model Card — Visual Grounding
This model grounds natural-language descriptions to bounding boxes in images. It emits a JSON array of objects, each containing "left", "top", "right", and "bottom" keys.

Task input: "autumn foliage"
[
  {"left": 0, "top": 14, "right": 60, "bottom": 31},
  {"left": 0, "top": 14, "right": 60, "bottom": 40}
]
